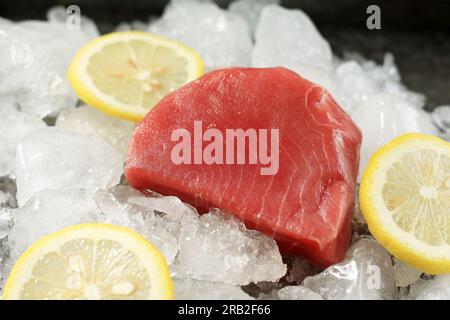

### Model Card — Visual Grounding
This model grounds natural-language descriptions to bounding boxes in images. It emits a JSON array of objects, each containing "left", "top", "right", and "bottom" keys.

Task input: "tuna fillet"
[{"left": 125, "top": 67, "right": 362, "bottom": 267}]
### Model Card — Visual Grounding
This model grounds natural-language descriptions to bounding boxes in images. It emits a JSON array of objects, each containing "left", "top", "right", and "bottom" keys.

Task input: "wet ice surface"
[
  {"left": 333, "top": 54, "right": 425, "bottom": 113},
  {"left": 8, "top": 190, "right": 99, "bottom": 259},
  {"left": 15, "top": 127, "right": 123, "bottom": 205},
  {"left": 277, "top": 285, "right": 322, "bottom": 300},
  {"left": 173, "top": 278, "right": 252, "bottom": 300},
  {"left": 0, "top": 0, "right": 449, "bottom": 300},
  {"left": 393, "top": 259, "right": 422, "bottom": 288},
  {"left": 0, "top": 20, "right": 91, "bottom": 118},
  {"left": 351, "top": 93, "right": 438, "bottom": 178},
  {"left": 252, "top": 5, "right": 333, "bottom": 86},
  {"left": 96, "top": 186, "right": 286, "bottom": 285},
  {"left": 149, "top": 0, "right": 252, "bottom": 70},
  {"left": 302, "top": 238, "right": 397, "bottom": 300},
  {"left": 56, "top": 105, "right": 135, "bottom": 157},
  {"left": 0, "top": 109, "right": 46, "bottom": 177},
  {"left": 407, "top": 275, "right": 450, "bottom": 300},
  {"left": 229, "top": 0, "right": 278, "bottom": 37}
]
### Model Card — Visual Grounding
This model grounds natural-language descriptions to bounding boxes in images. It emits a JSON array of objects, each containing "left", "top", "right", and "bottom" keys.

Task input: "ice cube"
[
  {"left": 407, "top": 275, "right": 450, "bottom": 300},
  {"left": 56, "top": 106, "right": 135, "bottom": 157},
  {"left": 8, "top": 189, "right": 99, "bottom": 259},
  {"left": 303, "top": 237, "right": 397, "bottom": 300},
  {"left": 229, "top": 0, "right": 279, "bottom": 37},
  {"left": 0, "top": 20, "right": 90, "bottom": 118},
  {"left": 149, "top": 0, "right": 252, "bottom": 70},
  {"left": 46, "top": 6, "right": 99, "bottom": 40},
  {"left": 252, "top": 5, "right": 333, "bottom": 84},
  {"left": 393, "top": 259, "right": 422, "bottom": 288},
  {"left": 351, "top": 93, "right": 438, "bottom": 178},
  {"left": 0, "top": 108, "right": 46, "bottom": 177},
  {"left": 15, "top": 127, "right": 123, "bottom": 205},
  {"left": 172, "top": 209, "right": 286, "bottom": 285},
  {"left": 431, "top": 105, "right": 450, "bottom": 141},
  {"left": 277, "top": 285, "right": 322, "bottom": 300},
  {"left": 173, "top": 278, "right": 252, "bottom": 300},
  {"left": 94, "top": 186, "right": 179, "bottom": 264}
]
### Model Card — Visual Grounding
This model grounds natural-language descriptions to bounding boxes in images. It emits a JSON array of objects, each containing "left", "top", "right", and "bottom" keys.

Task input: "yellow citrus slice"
[
  {"left": 2, "top": 224, "right": 173, "bottom": 300},
  {"left": 68, "top": 31, "right": 204, "bottom": 122},
  {"left": 360, "top": 133, "right": 450, "bottom": 274}
]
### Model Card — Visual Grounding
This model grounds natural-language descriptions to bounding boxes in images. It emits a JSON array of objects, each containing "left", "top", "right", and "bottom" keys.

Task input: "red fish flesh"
[{"left": 125, "top": 67, "right": 362, "bottom": 267}]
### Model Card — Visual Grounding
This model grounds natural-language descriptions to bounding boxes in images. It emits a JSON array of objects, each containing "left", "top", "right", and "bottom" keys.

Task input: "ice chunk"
[
  {"left": 252, "top": 5, "right": 332, "bottom": 84},
  {"left": 173, "top": 278, "right": 252, "bottom": 300},
  {"left": 94, "top": 186, "right": 178, "bottom": 264},
  {"left": 229, "top": 0, "right": 279, "bottom": 37},
  {"left": 0, "top": 109, "right": 46, "bottom": 177},
  {"left": 15, "top": 127, "right": 123, "bottom": 205},
  {"left": 333, "top": 54, "right": 425, "bottom": 112},
  {"left": 277, "top": 285, "right": 322, "bottom": 300},
  {"left": 149, "top": 0, "right": 252, "bottom": 69},
  {"left": 56, "top": 106, "right": 135, "bottom": 157},
  {"left": 351, "top": 93, "right": 438, "bottom": 178},
  {"left": 8, "top": 189, "right": 99, "bottom": 259},
  {"left": 172, "top": 210, "right": 286, "bottom": 285},
  {"left": 431, "top": 105, "right": 450, "bottom": 141},
  {"left": 393, "top": 259, "right": 422, "bottom": 288},
  {"left": 407, "top": 275, "right": 450, "bottom": 300},
  {"left": 0, "top": 20, "right": 90, "bottom": 118},
  {"left": 46, "top": 6, "right": 99, "bottom": 39},
  {"left": 112, "top": 190, "right": 286, "bottom": 285},
  {"left": 303, "top": 237, "right": 396, "bottom": 300}
]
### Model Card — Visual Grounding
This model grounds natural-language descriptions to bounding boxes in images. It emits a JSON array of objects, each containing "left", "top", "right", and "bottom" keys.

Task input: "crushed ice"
[{"left": 0, "top": 0, "right": 448, "bottom": 299}]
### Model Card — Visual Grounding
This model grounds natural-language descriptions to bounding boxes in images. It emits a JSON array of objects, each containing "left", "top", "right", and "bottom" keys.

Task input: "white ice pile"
[
  {"left": 302, "top": 237, "right": 397, "bottom": 300},
  {"left": 351, "top": 93, "right": 438, "bottom": 177},
  {"left": 332, "top": 54, "right": 426, "bottom": 112},
  {"left": 149, "top": 0, "right": 252, "bottom": 70},
  {"left": 0, "top": 108, "right": 46, "bottom": 177},
  {"left": 0, "top": 8, "right": 98, "bottom": 118},
  {"left": 15, "top": 127, "right": 123, "bottom": 205},
  {"left": 56, "top": 105, "right": 136, "bottom": 157}
]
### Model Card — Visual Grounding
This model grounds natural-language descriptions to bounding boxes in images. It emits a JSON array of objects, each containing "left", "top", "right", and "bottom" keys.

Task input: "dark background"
[{"left": 1, "top": 0, "right": 449, "bottom": 110}]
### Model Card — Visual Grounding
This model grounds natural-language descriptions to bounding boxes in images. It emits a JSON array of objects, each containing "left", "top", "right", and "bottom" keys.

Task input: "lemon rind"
[
  {"left": 360, "top": 133, "right": 450, "bottom": 275},
  {"left": 2, "top": 223, "right": 173, "bottom": 300},
  {"left": 68, "top": 31, "right": 205, "bottom": 122}
]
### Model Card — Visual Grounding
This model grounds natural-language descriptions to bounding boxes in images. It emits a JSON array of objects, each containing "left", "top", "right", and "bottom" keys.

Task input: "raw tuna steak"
[{"left": 125, "top": 67, "right": 362, "bottom": 267}]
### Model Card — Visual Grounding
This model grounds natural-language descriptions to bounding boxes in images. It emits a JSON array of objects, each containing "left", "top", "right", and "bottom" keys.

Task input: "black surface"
[{"left": 1, "top": 0, "right": 449, "bottom": 110}]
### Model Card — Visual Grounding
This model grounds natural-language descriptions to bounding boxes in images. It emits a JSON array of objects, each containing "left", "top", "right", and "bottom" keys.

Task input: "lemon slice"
[
  {"left": 360, "top": 133, "right": 450, "bottom": 274},
  {"left": 2, "top": 224, "right": 173, "bottom": 300},
  {"left": 68, "top": 31, "right": 204, "bottom": 122}
]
